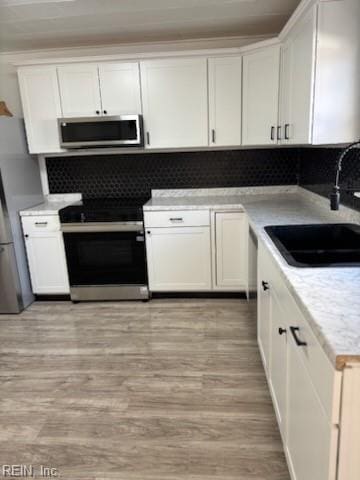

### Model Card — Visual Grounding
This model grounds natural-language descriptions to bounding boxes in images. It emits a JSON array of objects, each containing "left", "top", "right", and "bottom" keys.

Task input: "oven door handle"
[{"left": 61, "top": 222, "right": 144, "bottom": 233}]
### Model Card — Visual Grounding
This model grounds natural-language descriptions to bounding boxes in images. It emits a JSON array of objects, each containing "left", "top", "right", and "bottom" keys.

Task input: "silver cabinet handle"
[
  {"left": 211, "top": 129, "right": 216, "bottom": 143},
  {"left": 277, "top": 126, "right": 282, "bottom": 141},
  {"left": 169, "top": 217, "right": 183, "bottom": 222},
  {"left": 35, "top": 222, "right": 48, "bottom": 226},
  {"left": 146, "top": 132, "right": 150, "bottom": 145}
]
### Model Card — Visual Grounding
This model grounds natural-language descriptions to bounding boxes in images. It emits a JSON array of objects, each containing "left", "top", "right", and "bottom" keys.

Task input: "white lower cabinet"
[
  {"left": 257, "top": 245, "right": 271, "bottom": 372},
  {"left": 286, "top": 339, "right": 337, "bottom": 480},
  {"left": 22, "top": 215, "right": 70, "bottom": 295},
  {"left": 144, "top": 209, "right": 248, "bottom": 292},
  {"left": 257, "top": 241, "right": 340, "bottom": 480},
  {"left": 269, "top": 289, "right": 288, "bottom": 439},
  {"left": 145, "top": 226, "right": 211, "bottom": 291},
  {"left": 213, "top": 211, "right": 247, "bottom": 290}
]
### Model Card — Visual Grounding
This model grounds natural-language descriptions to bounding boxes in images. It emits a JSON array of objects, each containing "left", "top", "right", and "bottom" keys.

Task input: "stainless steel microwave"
[{"left": 58, "top": 114, "right": 144, "bottom": 149}]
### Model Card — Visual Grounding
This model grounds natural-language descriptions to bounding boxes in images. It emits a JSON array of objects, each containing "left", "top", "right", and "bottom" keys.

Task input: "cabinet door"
[
  {"left": 18, "top": 66, "right": 62, "bottom": 154},
  {"left": 280, "top": 7, "right": 317, "bottom": 145},
  {"left": 286, "top": 336, "right": 338, "bottom": 480},
  {"left": 140, "top": 58, "right": 208, "bottom": 148},
  {"left": 57, "top": 64, "right": 101, "bottom": 117},
  {"left": 146, "top": 227, "right": 211, "bottom": 291},
  {"left": 208, "top": 57, "right": 242, "bottom": 146},
  {"left": 257, "top": 246, "right": 271, "bottom": 373},
  {"left": 214, "top": 212, "right": 247, "bottom": 290},
  {"left": 242, "top": 45, "right": 281, "bottom": 146},
  {"left": 279, "top": 40, "right": 292, "bottom": 144},
  {"left": 98, "top": 62, "right": 142, "bottom": 116},
  {"left": 25, "top": 232, "right": 69, "bottom": 294},
  {"left": 312, "top": 0, "right": 360, "bottom": 145},
  {"left": 269, "top": 289, "right": 288, "bottom": 439}
]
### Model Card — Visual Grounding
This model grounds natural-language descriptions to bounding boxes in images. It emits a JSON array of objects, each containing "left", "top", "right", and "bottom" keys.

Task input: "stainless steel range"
[{"left": 59, "top": 198, "right": 149, "bottom": 302}]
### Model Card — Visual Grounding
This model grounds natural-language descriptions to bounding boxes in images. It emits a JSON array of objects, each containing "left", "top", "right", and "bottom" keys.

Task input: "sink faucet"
[{"left": 330, "top": 139, "right": 360, "bottom": 210}]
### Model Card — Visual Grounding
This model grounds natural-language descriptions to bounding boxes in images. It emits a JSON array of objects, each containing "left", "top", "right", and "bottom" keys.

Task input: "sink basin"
[{"left": 265, "top": 224, "right": 360, "bottom": 267}]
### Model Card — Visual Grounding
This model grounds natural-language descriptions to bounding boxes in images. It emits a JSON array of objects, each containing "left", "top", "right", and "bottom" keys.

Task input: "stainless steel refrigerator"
[{"left": 0, "top": 117, "right": 43, "bottom": 313}]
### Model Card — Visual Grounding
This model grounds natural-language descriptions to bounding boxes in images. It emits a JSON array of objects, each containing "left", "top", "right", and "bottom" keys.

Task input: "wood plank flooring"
[{"left": 0, "top": 299, "right": 290, "bottom": 480}]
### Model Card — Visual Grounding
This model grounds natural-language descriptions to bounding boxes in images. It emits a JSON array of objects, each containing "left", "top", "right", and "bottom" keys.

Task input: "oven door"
[{"left": 62, "top": 227, "right": 147, "bottom": 287}]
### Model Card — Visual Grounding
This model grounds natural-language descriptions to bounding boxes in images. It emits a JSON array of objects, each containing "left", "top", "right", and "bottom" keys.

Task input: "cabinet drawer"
[
  {"left": 144, "top": 210, "right": 210, "bottom": 228},
  {"left": 22, "top": 215, "right": 61, "bottom": 234}
]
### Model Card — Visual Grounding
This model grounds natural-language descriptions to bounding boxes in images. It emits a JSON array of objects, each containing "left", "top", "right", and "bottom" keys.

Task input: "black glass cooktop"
[{"left": 59, "top": 197, "right": 149, "bottom": 223}]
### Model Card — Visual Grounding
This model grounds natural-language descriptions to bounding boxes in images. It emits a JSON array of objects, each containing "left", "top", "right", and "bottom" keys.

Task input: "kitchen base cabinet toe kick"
[
  {"left": 144, "top": 209, "right": 250, "bottom": 294},
  {"left": 257, "top": 239, "right": 360, "bottom": 480}
]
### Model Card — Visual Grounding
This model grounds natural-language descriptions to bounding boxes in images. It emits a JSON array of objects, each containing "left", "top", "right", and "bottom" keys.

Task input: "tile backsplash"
[
  {"left": 45, "top": 146, "right": 360, "bottom": 212},
  {"left": 299, "top": 147, "right": 360, "bottom": 212},
  {"left": 46, "top": 149, "right": 299, "bottom": 198}
]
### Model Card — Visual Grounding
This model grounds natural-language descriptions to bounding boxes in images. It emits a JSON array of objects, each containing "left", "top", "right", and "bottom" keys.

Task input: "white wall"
[{"left": 0, "top": 35, "right": 269, "bottom": 118}]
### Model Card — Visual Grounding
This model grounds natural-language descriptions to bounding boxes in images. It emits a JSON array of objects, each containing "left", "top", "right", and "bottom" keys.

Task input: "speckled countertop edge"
[{"left": 20, "top": 194, "right": 82, "bottom": 216}]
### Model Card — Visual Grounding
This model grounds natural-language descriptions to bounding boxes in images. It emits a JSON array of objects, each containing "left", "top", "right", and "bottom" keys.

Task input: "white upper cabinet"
[
  {"left": 18, "top": 66, "right": 63, "bottom": 154},
  {"left": 279, "top": 0, "right": 360, "bottom": 145},
  {"left": 279, "top": 6, "right": 316, "bottom": 145},
  {"left": 57, "top": 62, "right": 143, "bottom": 118},
  {"left": 312, "top": 0, "right": 360, "bottom": 144},
  {"left": 140, "top": 58, "right": 208, "bottom": 148},
  {"left": 17, "top": 0, "right": 360, "bottom": 152},
  {"left": 57, "top": 63, "right": 102, "bottom": 117},
  {"left": 98, "top": 62, "right": 142, "bottom": 116},
  {"left": 242, "top": 45, "right": 280, "bottom": 146},
  {"left": 208, "top": 56, "right": 242, "bottom": 146}
]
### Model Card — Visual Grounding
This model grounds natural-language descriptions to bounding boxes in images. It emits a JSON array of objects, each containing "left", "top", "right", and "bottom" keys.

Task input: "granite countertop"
[
  {"left": 143, "top": 186, "right": 297, "bottom": 211},
  {"left": 144, "top": 187, "right": 360, "bottom": 370},
  {"left": 20, "top": 194, "right": 82, "bottom": 216},
  {"left": 144, "top": 194, "right": 247, "bottom": 211}
]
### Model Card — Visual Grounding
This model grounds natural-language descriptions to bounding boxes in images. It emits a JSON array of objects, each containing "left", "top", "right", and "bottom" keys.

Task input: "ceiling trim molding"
[
  {"left": 279, "top": 0, "right": 316, "bottom": 39},
  {"left": 239, "top": 37, "right": 280, "bottom": 54},
  {"left": 12, "top": 48, "right": 244, "bottom": 66},
  {"left": 1, "top": 34, "right": 270, "bottom": 57},
  {"left": 11, "top": 35, "right": 276, "bottom": 66}
]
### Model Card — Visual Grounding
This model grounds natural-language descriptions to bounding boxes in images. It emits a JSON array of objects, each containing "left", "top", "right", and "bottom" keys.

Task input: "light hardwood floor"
[{"left": 0, "top": 299, "right": 290, "bottom": 480}]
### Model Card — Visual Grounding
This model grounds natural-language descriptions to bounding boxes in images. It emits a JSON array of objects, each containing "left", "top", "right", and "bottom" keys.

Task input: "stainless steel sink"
[{"left": 265, "top": 224, "right": 360, "bottom": 267}]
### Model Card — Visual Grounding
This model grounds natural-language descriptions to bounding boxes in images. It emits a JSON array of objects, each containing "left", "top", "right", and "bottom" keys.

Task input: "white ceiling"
[{"left": 0, "top": 0, "right": 301, "bottom": 53}]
